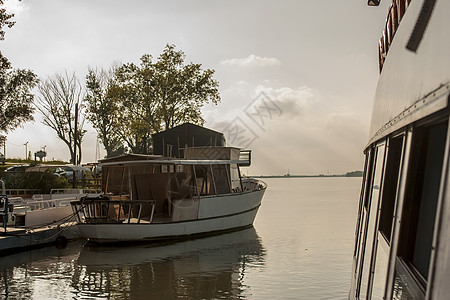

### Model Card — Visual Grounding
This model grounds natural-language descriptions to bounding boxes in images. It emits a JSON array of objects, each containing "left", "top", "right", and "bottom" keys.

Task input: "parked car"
[
  {"left": 5, "top": 164, "right": 30, "bottom": 173},
  {"left": 54, "top": 165, "right": 91, "bottom": 182},
  {"left": 24, "top": 165, "right": 62, "bottom": 179}
]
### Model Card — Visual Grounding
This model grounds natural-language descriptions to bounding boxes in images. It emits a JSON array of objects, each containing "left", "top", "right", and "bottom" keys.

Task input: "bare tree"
[{"left": 36, "top": 71, "right": 85, "bottom": 164}]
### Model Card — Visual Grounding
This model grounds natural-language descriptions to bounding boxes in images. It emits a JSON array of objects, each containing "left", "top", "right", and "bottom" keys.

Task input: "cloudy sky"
[{"left": 2, "top": 0, "right": 391, "bottom": 175}]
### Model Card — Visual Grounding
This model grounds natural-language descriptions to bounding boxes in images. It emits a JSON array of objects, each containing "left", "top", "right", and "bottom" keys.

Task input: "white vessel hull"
[{"left": 77, "top": 188, "right": 265, "bottom": 243}]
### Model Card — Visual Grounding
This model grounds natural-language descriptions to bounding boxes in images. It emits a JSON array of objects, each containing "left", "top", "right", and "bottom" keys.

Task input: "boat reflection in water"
[
  {"left": 0, "top": 241, "right": 83, "bottom": 299},
  {"left": 77, "top": 227, "right": 265, "bottom": 299},
  {"left": 1, "top": 227, "right": 265, "bottom": 299}
]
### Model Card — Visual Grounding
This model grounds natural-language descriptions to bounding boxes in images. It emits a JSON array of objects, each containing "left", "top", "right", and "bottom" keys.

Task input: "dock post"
[{"left": 1, "top": 179, "right": 8, "bottom": 233}]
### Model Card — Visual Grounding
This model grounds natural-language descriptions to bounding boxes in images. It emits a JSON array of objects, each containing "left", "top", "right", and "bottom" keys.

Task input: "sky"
[{"left": 1, "top": 0, "right": 391, "bottom": 176}]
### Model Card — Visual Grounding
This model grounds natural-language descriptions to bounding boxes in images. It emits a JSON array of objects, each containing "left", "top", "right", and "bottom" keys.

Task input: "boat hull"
[{"left": 78, "top": 188, "right": 265, "bottom": 243}]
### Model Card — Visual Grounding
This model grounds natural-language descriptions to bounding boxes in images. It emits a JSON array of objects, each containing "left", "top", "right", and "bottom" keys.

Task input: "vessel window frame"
[
  {"left": 392, "top": 118, "right": 449, "bottom": 298},
  {"left": 368, "top": 131, "right": 406, "bottom": 299},
  {"left": 353, "top": 152, "right": 371, "bottom": 257},
  {"left": 379, "top": 133, "right": 405, "bottom": 244},
  {"left": 356, "top": 142, "right": 386, "bottom": 299},
  {"left": 354, "top": 147, "right": 375, "bottom": 270}
]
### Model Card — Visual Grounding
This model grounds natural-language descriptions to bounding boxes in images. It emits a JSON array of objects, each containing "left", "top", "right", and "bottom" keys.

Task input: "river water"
[{"left": 0, "top": 177, "right": 361, "bottom": 299}]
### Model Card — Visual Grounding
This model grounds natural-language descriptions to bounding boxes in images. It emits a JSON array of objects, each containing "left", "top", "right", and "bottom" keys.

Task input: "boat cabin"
[{"left": 73, "top": 147, "right": 254, "bottom": 224}]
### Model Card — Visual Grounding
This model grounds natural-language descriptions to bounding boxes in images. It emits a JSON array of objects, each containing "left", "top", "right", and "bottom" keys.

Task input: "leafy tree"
[
  {"left": 346, "top": 170, "right": 363, "bottom": 177},
  {"left": 105, "top": 44, "right": 220, "bottom": 154},
  {"left": 0, "top": 58, "right": 38, "bottom": 133},
  {"left": 36, "top": 72, "right": 86, "bottom": 164},
  {"left": 109, "top": 55, "right": 161, "bottom": 154},
  {"left": 0, "top": 0, "right": 15, "bottom": 41},
  {"left": 153, "top": 44, "right": 220, "bottom": 130},
  {"left": 85, "top": 66, "right": 125, "bottom": 158},
  {"left": 0, "top": 0, "right": 38, "bottom": 135}
]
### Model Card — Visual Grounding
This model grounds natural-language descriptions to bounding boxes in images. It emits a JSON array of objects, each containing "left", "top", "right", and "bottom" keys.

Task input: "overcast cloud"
[
  {"left": 2, "top": 0, "right": 390, "bottom": 175},
  {"left": 221, "top": 55, "right": 281, "bottom": 67}
]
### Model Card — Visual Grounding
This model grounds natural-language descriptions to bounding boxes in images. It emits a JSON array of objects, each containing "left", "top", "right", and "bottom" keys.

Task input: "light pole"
[
  {"left": 1, "top": 136, "right": 5, "bottom": 159},
  {"left": 24, "top": 142, "right": 28, "bottom": 160},
  {"left": 42, "top": 145, "right": 46, "bottom": 162},
  {"left": 146, "top": 80, "right": 155, "bottom": 157}
]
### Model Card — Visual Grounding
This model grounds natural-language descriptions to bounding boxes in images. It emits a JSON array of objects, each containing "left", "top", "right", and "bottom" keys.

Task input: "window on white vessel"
[
  {"left": 379, "top": 134, "right": 404, "bottom": 243},
  {"left": 353, "top": 152, "right": 372, "bottom": 258},
  {"left": 393, "top": 120, "right": 448, "bottom": 298},
  {"left": 357, "top": 143, "right": 386, "bottom": 299},
  {"left": 371, "top": 134, "right": 406, "bottom": 299},
  {"left": 354, "top": 148, "right": 374, "bottom": 297}
]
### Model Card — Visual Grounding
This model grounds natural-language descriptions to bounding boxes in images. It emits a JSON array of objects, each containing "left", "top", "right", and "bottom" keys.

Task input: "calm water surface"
[{"left": 0, "top": 177, "right": 361, "bottom": 299}]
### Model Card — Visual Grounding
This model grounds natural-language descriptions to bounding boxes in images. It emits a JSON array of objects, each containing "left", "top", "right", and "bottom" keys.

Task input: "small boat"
[
  {"left": 71, "top": 147, "right": 267, "bottom": 244},
  {"left": 7, "top": 189, "right": 101, "bottom": 227},
  {"left": 1, "top": 188, "right": 100, "bottom": 255},
  {"left": 1, "top": 188, "right": 100, "bottom": 228}
]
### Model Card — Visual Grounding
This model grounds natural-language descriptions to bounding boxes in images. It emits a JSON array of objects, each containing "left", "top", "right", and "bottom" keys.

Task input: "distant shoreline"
[
  {"left": 248, "top": 175, "right": 361, "bottom": 178},
  {"left": 248, "top": 171, "right": 363, "bottom": 178}
]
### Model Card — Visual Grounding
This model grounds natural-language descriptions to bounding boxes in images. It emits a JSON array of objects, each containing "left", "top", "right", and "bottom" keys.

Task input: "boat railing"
[
  {"left": 6, "top": 196, "right": 73, "bottom": 210},
  {"left": 71, "top": 197, "right": 156, "bottom": 224},
  {"left": 7, "top": 197, "right": 26, "bottom": 206},
  {"left": 4, "top": 189, "right": 40, "bottom": 196},
  {"left": 242, "top": 178, "right": 267, "bottom": 192},
  {"left": 23, "top": 197, "right": 76, "bottom": 211},
  {"left": 50, "top": 188, "right": 102, "bottom": 195},
  {"left": 31, "top": 194, "right": 51, "bottom": 201},
  {"left": 377, "top": 0, "right": 412, "bottom": 72}
]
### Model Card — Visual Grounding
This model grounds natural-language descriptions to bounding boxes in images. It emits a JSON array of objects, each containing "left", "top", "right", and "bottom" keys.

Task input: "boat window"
[
  {"left": 369, "top": 134, "right": 405, "bottom": 299},
  {"left": 371, "top": 231, "right": 391, "bottom": 299},
  {"left": 212, "top": 165, "right": 231, "bottom": 194},
  {"left": 230, "top": 164, "right": 240, "bottom": 190},
  {"left": 183, "top": 165, "right": 197, "bottom": 197},
  {"left": 194, "top": 166, "right": 208, "bottom": 195},
  {"left": 393, "top": 120, "right": 448, "bottom": 297},
  {"left": 354, "top": 148, "right": 374, "bottom": 282},
  {"left": 104, "top": 165, "right": 130, "bottom": 196},
  {"left": 353, "top": 152, "right": 371, "bottom": 257},
  {"left": 379, "top": 134, "right": 404, "bottom": 243},
  {"left": 194, "top": 165, "right": 224, "bottom": 195},
  {"left": 190, "top": 164, "right": 233, "bottom": 195},
  {"left": 357, "top": 143, "right": 386, "bottom": 299}
]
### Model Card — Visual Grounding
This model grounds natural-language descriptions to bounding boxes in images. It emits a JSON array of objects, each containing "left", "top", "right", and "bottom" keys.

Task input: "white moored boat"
[{"left": 71, "top": 147, "right": 266, "bottom": 243}]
